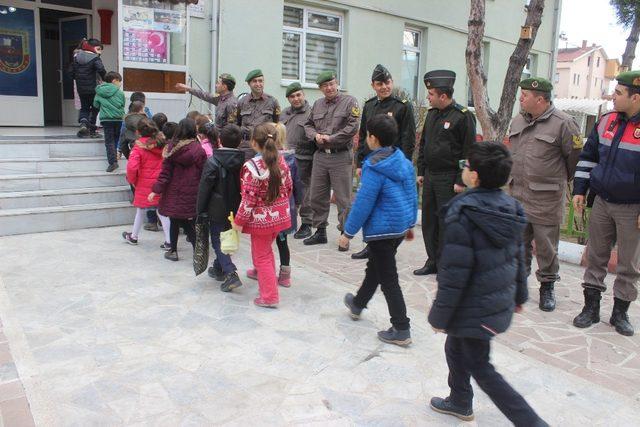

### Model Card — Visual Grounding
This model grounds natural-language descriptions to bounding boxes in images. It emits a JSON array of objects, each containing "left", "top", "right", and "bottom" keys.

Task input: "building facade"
[
  {"left": 0, "top": 0, "right": 562, "bottom": 127},
  {"left": 555, "top": 40, "right": 618, "bottom": 99}
]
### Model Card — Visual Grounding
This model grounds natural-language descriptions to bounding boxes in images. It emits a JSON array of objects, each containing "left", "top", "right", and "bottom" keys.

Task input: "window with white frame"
[
  {"left": 521, "top": 54, "right": 536, "bottom": 80},
  {"left": 400, "top": 28, "right": 421, "bottom": 101},
  {"left": 282, "top": 5, "right": 343, "bottom": 85}
]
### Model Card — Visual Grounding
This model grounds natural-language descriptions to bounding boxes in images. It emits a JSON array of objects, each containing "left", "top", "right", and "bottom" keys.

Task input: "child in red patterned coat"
[{"left": 233, "top": 123, "right": 293, "bottom": 308}]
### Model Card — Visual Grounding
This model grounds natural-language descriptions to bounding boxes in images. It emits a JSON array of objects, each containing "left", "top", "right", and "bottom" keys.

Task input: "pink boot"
[
  {"left": 246, "top": 268, "right": 258, "bottom": 280},
  {"left": 278, "top": 266, "right": 291, "bottom": 288}
]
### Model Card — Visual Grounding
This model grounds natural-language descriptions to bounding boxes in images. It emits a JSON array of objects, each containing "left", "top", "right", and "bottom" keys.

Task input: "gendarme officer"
[
  {"left": 415, "top": 70, "right": 476, "bottom": 276},
  {"left": 351, "top": 64, "right": 416, "bottom": 260},
  {"left": 572, "top": 71, "right": 640, "bottom": 336},
  {"left": 509, "top": 77, "right": 582, "bottom": 312}
]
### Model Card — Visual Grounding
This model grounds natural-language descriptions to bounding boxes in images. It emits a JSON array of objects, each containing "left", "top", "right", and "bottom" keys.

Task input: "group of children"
[{"left": 73, "top": 39, "right": 546, "bottom": 424}]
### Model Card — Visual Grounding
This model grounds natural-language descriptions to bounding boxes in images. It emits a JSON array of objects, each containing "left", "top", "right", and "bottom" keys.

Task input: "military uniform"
[
  {"left": 416, "top": 70, "right": 476, "bottom": 275},
  {"left": 235, "top": 69, "right": 281, "bottom": 160},
  {"left": 281, "top": 82, "right": 314, "bottom": 230},
  {"left": 509, "top": 77, "right": 582, "bottom": 311},
  {"left": 302, "top": 71, "right": 360, "bottom": 245},
  {"left": 572, "top": 70, "right": 640, "bottom": 336},
  {"left": 185, "top": 73, "right": 238, "bottom": 133}
]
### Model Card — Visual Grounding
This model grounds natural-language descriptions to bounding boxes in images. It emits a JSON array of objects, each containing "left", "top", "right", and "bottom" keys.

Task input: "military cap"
[
  {"left": 423, "top": 70, "right": 456, "bottom": 89},
  {"left": 371, "top": 64, "right": 392, "bottom": 82},
  {"left": 519, "top": 77, "right": 552, "bottom": 93},
  {"left": 616, "top": 70, "right": 640, "bottom": 88},
  {"left": 218, "top": 73, "right": 236, "bottom": 85},
  {"left": 316, "top": 70, "right": 337, "bottom": 85},
  {"left": 286, "top": 82, "right": 303, "bottom": 97},
  {"left": 245, "top": 69, "right": 263, "bottom": 82}
]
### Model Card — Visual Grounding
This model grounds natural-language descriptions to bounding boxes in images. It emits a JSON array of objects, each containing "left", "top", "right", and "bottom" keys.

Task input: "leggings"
[
  {"left": 132, "top": 208, "right": 170, "bottom": 242},
  {"left": 169, "top": 218, "right": 195, "bottom": 252},
  {"left": 276, "top": 233, "right": 290, "bottom": 266}
]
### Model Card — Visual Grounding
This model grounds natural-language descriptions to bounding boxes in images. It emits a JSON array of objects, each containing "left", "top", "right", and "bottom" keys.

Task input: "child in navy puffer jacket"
[{"left": 340, "top": 115, "right": 417, "bottom": 347}]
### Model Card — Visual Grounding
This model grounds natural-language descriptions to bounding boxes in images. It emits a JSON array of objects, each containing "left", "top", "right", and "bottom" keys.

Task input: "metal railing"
[{"left": 186, "top": 74, "right": 214, "bottom": 116}]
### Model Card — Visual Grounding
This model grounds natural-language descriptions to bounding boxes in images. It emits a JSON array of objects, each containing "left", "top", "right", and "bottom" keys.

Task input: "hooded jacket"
[
  {"left": 428, "top": 188, "right": 529, "bottom": 340},
  {"left": 344, "top": 147, "right": 417, "bottom": 242},
  {"left": 196, "top": 148, "right": 245, "bottom": 225},
  {"left": 126, "top": 137, "right": 164, "bottom": 208},
  {"left": 93, "top": 83, "right": 125, "bottom": 121},
  {"left": 70, "top": 50, "right": 106, "bottom": 95},
  {"left": 152, "top": 139, "right": 206, "bottom": 219}
]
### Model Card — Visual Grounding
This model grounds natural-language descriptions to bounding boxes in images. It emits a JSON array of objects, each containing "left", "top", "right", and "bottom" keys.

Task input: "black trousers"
[
  {"left": 353, "top": 237, "right": 409, "bottom": 330},
  {"left": 78, "top": 93, "right": 99, "bottom": 131},
  {"left": 102, "top": 121, "right": 121, "bottom": 165},
  {"left": 169, "top": 218, "right": 195, "bottom": 252},
  {"left": 276, "top": 233, "right": 290, "bottom": 266},
  {"left": 421, "top": 172, "right": 457, "bottom": 267},
  {"left": 445, "top": 336, "right": 544, "bottom": 426}
]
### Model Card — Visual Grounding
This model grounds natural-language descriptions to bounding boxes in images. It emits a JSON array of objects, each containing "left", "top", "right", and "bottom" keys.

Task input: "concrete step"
[
  {"left": 0, "top": 157, "right": 127, "bottom": 175},
  {"left": 0, "top": 202, "right": 135, "bottom": 236},
  {"left": 0, "top": 186, "right": 131, "bottom": 210},
  {"left": 0, "top": 138, "right": 106, "bottom": 159},
  {"left": 0, "top": 171, "right": 128, "bottom": 192}
]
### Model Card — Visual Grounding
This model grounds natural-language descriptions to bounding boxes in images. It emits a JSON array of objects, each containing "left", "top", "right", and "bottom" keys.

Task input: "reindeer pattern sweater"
[{"left": 234, "top": 155, "right": 293, "bottom": 235}]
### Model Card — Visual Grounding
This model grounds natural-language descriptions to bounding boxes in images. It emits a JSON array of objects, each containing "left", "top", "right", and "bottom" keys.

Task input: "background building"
[{"left": 555, "top": 40, "right": 618, "bottom": 99}]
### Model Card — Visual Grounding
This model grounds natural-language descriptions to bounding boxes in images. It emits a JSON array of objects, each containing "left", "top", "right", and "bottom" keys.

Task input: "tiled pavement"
[{"left": 0, "top": 220, "right": 638, "bottom": 426}]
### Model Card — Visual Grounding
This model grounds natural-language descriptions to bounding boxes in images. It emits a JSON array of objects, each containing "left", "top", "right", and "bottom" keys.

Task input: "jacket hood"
[
  {"left": 213, "top": 148, "right": 245, "bottom": 170},
  {"left": 446, "top": 189, "right": 527, "bottom": 248},
  {"left": 163, "top": 139, "right": 201, "bottom": 165},
  {"left": 367, "top": 147, "right": 411, "bottom": 182},
  {"left": 135, "top": 137, "right": 163, "bottom": 154},
  {"left": 76, "top": 50, "right": 98, "bottom": 65},
  {"left": 95, "top": 83, "right": 119, "bottom": 97}
]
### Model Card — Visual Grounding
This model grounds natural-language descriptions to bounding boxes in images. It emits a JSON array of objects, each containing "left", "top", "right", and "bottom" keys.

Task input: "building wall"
[
  {"left": 555, "top": 48, "right": 610, "bottom": 99},
  {"left": 216, "top": 0, "right": 559, "bottom": 109}
]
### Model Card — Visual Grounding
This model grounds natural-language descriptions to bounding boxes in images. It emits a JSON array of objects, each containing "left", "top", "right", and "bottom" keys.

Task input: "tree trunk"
[
  {"left": 466, "top": 0, "right": 545, "bottom": 142},
  {"left": 621, "top": 13, "right": 640, "bottom": 71}
]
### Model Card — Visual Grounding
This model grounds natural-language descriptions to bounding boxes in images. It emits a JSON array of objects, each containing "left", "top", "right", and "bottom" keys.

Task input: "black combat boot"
[
  {"left": 294, "top": 223, "right": 312, "bottom": 239},
  {"left": 539, "top": 282, "right": 556, "bottom": 312},
  {"left": 413, "top": 260, "right": 437, "bottom": 276},
  {"left": 351, "top": 245, "right": 370, "bottom": 260},
  {"left": 303, "top": 228, "right": 327, "bottom": 245},
  {"left": 610, "top": 297, "right": 634, "bottom": 336},
  {"left": 573, "top": 287, "right": 601, "bottom": 328}
]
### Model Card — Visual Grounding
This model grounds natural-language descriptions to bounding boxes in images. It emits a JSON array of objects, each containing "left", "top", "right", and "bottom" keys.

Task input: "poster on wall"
[
  {"left": 122, "top": 29, "right": 168, "bottom": 64},
  {"left": 123, "top": 5, "right": 184, "bottom": 33},
  {"left": 0, "top": 7, "right": 38, "bottom": 97}
]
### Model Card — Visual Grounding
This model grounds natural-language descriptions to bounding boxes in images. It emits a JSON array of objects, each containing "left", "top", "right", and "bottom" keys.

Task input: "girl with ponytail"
[{"left": 233, "top": 123, "right": 293, "bottom": 308}]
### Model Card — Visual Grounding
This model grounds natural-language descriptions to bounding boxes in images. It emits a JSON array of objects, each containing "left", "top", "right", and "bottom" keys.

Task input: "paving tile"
[
  {"left": 0, "top": 397, "right": 35, "bottom": 427},
  {"left": 0, "top": 380, "right": 25, "bottom": 403}
]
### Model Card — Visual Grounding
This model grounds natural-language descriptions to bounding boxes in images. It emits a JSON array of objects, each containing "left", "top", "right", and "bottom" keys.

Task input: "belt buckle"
[{"left": 324, "top": 149, "right": 331, "bottom": 154}]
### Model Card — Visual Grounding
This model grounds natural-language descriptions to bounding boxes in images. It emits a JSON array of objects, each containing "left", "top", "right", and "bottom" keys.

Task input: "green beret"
[
  {"left": 616, "top": 70, "right": 640, "bottom": 88},
  {"left": 519, "top": 77, "right": 552, "bottom": 93},
  {"left": 286, "top": 82, "right": 303, "bottom": 97},
  {"left": 316, "top": 70, "right": 337, "bottom": 85},
  {"left": 245, "top": 69, "right": 263, "bottom": 82},
  {"left": 218, "top": 73, "right": 236, "bottom": 84}
]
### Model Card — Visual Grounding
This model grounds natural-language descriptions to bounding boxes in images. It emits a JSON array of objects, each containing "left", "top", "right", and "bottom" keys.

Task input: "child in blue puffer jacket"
[{"left": 340, "top": 114, "right": 417, "bottom": 347}]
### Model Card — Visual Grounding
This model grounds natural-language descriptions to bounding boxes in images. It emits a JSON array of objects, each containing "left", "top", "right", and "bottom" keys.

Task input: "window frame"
[
  {"left": 401, "top": 26, "right": 422, "bottom": 101},
  {"left": 281, "top": 4, "right": 344, "bottom": 87}
]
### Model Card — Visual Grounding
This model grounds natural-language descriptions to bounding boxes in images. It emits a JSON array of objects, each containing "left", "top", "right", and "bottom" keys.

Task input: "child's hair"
[
  {"left": 367, "top": 115, "right": 398, "bottom": 147},
  {"left": 129, "top": 101, "right": 145, "bottom": 113},
  {"left": 82, "top": 38, "right": 103, "bottom": 52},
  {"left": 137, "top": 117, "right": 159, "bottom": 138},
  {"left": 252, "top": 123, "right": 281, "bottom": 204},
  {"left": 272, "top": 122, "right": 287, "bottom": 150},
  {"left": 468, "top": 141, "right": 513, "bottom": 189},
  {"left": 197, "top": 117, "right": 218, "bottom": 148},
  {"left": 186, "top": 110, "right": 201, "bottom": 120},
  {"left": 130, "top": 91, "right": 146, "bottom": 103},
  {"left": 219, "top": 124, "right": 242, "bottom": 148},
  {"left": 104, "top": 71, "right": 122, "bottom": 83},
  {"left": 152, "top": 113, "right": 168, "bottom": 130},
  {"left": 162, "top": 122, "right": 178, "bottom": 140},
  {"left": 174, "top": 118, "right": 197, "bottom": 141}
]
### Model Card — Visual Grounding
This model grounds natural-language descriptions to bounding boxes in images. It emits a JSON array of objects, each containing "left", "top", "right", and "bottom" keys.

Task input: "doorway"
[{"left": 39, "top": 8, "right": 91, "bottom": 126}]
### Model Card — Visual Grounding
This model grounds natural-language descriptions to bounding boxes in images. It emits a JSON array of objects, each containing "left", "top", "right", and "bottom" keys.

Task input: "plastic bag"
[{"left": 220, "top": 212, "right": 240, "bottom": 255}]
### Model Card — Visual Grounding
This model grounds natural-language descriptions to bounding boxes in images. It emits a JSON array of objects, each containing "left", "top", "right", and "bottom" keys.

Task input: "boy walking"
[
  {"left": 196, "top": 124, "right": 245, "bottom": 292},
  {"left": 340, "top": 115, "right": 417, "bottom": 346},
  {"left": 70, "top": 38, "right": 106, "bottom": 138},
  {"left": 93, "top": 71, "right": 125, "bottom": 172},
  {"left": 428, "top": 142, "right": 547, "bottom": 426}
]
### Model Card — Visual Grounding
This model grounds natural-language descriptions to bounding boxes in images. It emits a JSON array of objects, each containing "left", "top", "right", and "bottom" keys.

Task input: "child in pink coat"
[
  {"left": 233, "top": 123, "right": 293, "bottom": 308},
  {"left": 122, "top": 118, "right": 171, "bottom": 246}
]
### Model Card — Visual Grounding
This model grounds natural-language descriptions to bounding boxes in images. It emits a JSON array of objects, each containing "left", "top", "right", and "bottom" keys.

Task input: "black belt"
[{"left": 320, "top": 147, "right": 349, "bottom": 154}]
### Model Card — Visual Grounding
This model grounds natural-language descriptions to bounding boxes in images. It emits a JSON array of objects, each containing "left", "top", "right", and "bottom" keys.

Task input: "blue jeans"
[
  {"left": 210, "top": 221, "right": 236, "bottom": 274},
  {"left": 102, "top": 121, "right": 121, "bottom": 165}
]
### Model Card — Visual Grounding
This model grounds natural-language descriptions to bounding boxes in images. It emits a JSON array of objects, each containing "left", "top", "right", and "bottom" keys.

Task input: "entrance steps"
[{"left": 0, "top": 135, "right": 135, "bottom": 236}]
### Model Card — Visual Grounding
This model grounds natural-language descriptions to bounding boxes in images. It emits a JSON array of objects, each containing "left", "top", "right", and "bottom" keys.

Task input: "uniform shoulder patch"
[
  {"left": 275, "top": 106, "right": 281, "bottom": 116},
  {"left": 351, "top": 106, "right": 361, "bottom": 117},
  {"left": 453, "top": 103, "right": 468, "bottom": 113},
  {"left": 401, "top": 99, "right": 408, "bottom": 104},
  {"left": 572, "top": 134, "right": 584, "bottom": 149}
]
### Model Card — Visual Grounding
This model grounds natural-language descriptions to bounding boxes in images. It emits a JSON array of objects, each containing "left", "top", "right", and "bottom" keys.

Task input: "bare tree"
[
  {"left": 466, "top": 0, "right": 545, "bottom": 141},
  {"left": 611, "top": 0, "right": 640, "bottom": 70}
]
